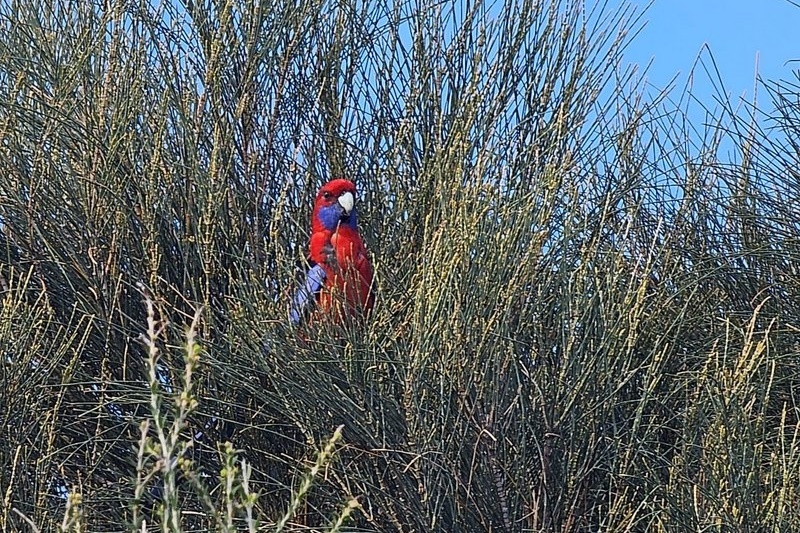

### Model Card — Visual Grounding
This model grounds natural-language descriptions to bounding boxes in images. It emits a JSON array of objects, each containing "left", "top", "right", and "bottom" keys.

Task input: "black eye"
[{"left": 322, "top": 191, "right": 332, "bottom": 200}]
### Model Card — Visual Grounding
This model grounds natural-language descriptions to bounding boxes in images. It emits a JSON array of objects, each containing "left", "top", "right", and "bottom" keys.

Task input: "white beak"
[{"left": 338, "top": 191, "right": 354, "bottom": 215}]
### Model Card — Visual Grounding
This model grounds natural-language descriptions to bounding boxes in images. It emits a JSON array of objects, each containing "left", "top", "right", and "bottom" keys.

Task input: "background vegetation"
[{"left": 1, "top": 0, "right": 799, "bottom": 530}]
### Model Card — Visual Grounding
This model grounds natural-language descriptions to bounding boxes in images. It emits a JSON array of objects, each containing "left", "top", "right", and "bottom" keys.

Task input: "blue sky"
[{"left": 622, "top": 0, "right": 798, "bottom": 105}]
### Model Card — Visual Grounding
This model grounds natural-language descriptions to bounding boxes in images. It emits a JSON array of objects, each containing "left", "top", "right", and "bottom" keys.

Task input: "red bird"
[{"left": 289, "top": 179, "right": 374, "bottom": 325}]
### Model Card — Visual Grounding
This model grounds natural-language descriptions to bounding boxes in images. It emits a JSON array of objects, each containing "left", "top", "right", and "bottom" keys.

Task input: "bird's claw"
[{"left": 321, "top": 243, "right": 339, "bottom": 269}]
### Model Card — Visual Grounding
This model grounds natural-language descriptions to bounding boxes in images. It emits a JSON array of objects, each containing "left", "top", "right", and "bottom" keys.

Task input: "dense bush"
[{"left": 1, "top": 0, "right": 799, "bottom": 531}]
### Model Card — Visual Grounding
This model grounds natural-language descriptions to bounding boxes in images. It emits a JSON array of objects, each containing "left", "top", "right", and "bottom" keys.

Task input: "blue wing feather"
[{"left": 289, "top": 263, "right": 326, "bottom": 325}]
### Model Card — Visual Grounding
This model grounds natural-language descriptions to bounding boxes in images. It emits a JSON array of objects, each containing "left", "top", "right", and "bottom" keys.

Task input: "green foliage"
[{"left": 1, "top": 0, "right": 799, "bottom": 531}]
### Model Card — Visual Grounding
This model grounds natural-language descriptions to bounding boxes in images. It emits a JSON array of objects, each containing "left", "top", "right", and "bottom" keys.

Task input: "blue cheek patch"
[
  {"left": 344, "top": 211, "right": 358, "bottom": 229},
  {"left": 317, "top": 204, "right": 342, "bottom": 230},
  {"left": 316, "top": 204, "right": 358, "bottom": 231}
]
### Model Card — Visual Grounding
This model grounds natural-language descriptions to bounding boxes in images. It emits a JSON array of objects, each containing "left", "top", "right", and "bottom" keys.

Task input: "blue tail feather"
[{"left": 289, "top": 263, "right": 326, "bottom": 325}]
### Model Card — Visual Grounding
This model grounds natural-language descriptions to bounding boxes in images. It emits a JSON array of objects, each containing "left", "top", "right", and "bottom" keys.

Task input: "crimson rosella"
[{"left": 289, "top": 179, "right": 374, "bottom": 325}]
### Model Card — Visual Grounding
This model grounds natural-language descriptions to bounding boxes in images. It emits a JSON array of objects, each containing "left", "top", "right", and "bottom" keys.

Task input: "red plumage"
[{"left": 307, "top": 179, "right": 374, "bottom": 322}]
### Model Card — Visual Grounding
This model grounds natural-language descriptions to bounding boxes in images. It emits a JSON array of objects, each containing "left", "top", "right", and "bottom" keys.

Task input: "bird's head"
[{"left": 311, "top": 179, "right": 359, "bottom": 233}]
